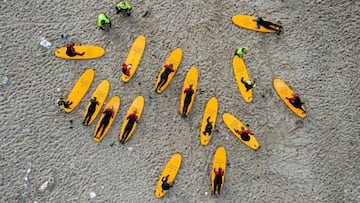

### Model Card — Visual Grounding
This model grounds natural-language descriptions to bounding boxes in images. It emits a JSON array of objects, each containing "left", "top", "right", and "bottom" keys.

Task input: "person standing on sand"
[
  {"left": 120, "top": 110, "right": 139, "bottom": 144},
  {"left": 286, "top": 92, "right": 306, "bottom": 113},
  {"left": 156, "top": 64, "right": 174, "bottom": 91},
  {"left": 95, "top": 106, "right": 114, "bottom": 138},
  {"left": 116, "top": 2, "right": 133, "bottom": 16},
  {"left": 234, "top": 126, "right": 252, "bottom": 141},
  {"left": 83, "top": 97, "right": 99, "bottom": 126},
  {"left": 97, "top": 13, "right": 111, "bottom": 32},
  {"left": 255, "top": 16, "right": 283, "bottom": 35},
  {"left": 213, "top": 167, "right": 224, "bottom": 195},
  {"left": 234, "top": 47, "right": 249, "bottom": 58},
  {"left": 182, "top": 84, "right": 194, "bottom": 117},
  {"left": 241, "top": 77, "right": 256, "bottom": 92}
]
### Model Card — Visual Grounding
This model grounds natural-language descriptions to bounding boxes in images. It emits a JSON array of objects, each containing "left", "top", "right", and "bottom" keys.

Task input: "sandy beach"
[{"left": 0, "top": 0, "right": 359, "bottom": 202}]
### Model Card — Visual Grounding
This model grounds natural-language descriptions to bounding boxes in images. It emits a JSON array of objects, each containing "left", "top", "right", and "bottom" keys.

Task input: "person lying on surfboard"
[
  {"left": 120, "top": 110, "right": 139, "bottom": 144},
  {"left": 255, "top": 16, "right": 283, "bottom": 35},
  {"left": 156, "top": 64, "right": 174, "bottom": 91},
  {"left": 203, "top": 116, "right": 214, "bottom": 136},
  {"left": 213, "top": 167, "right": 224, "bottom": 195},
  {"left": 286, "top": 92, "right": 306, "bottom": 113},
  {"left": 182, "top": 84, "right": 194, "bottom": 117},
  {"left": 116, "top": 2, "right": 132, "bottom": 16},
  {"left": 161, "top": 175, "right": 173, "bottom": 193},
  {"left": 65, "top": 42, "right": 84, "bottom": 57},
  {"left": 83, "top": 97, "right": 99, "bottom": 126},
  {"left": 234, "top": 126, "right": 252, "bottom": 141},
  {"left": 234, "top": 47, "right": 249, "bottom": 58},
  {"left": 122, "top": 64, "right": 132, "bottom": 77},
  {"left": 95, "top": 106, "right": 114, "bottom": 138},
  {"left": 97, "top": 13, "right": 112, "bottom": 32},
  {"left": 241, "top": 77, "right": 256, "bottom": 92},
  {"left": 57, "top": 98, "right": 73, "bottom": 111}
]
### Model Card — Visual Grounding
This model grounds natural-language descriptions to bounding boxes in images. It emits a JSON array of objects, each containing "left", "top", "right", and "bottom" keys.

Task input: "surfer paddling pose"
[
  {"left": 156, "top": 64, "right": 174, "bottom": 91},
  {"left": 182, "top": 84, "right": 195, "bottom": 117},
  {"left": 286, "top": 92, "right": 306, "bottom": 113},
  {"left": 120, "top": 110, "right": 139, "bottom": 144},
  {"left": 213, "top": 167, "right": 224, "bottom": 195},
  {"left": 115, "top": 2, "right": 133, "bottom": 16},
  {"left": 65, "top": 42, "right": 84, "bottom": 57},
  {"left": 95, "top": 106, "right": 115, "bottom": 138},
  {"left": 97, "top": 13, "right": 112, "bottom": 32},
  {"left": 57, "top": 98, "right": 73, "bottom": 111},
  {"left": 161, "top": 175, "right": 174, "bottom": 193},
  {"left": 203, "top": 116, "right": 215, "bottom": 136},
  {"left": 122, "top": 64, "right": 132, "bottom": 77},
  {"left": 234, "top": 47, "right": 249, "bottom": 58},
  {"left": 83, "top": 97, "right": 99, "bottom": 126},
  {"left": 255, "top": 16, "right": 283, "bottom": 35},
  {"left": 234, "top": 126, "right": 252, "bottom": 141},
  {"left": 241, "top": 77, "right": 256, "bottom": 92}
]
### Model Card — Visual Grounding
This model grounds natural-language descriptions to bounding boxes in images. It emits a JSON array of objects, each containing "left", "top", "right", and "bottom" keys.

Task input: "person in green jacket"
[
  {"left": 97, "top": 13, "right": 111, "bottom": 32},
  {"left": 116, "top": 2, "right": 133, "bottom": 16},
  {"left": 241, "top": 77, "right": 256, "bottom": 92},
  {"left": 234, "top": 47, "right": 249, "bottom": 58}
]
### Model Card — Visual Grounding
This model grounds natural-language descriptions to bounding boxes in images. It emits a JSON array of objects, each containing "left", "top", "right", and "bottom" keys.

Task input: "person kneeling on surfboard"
[
  {"left": 97, "top": 13, "right": 112, "bottom": 32},
  {"left": 95, "top": 106, "right": 114, "bottom": 138},
  {"left": 234, "top": 47, "right": 249, "bottom": 58},
  {"left": 65, "top": 42, "right": 85, "bottom": 57},
  {"left": 57, "top": 98, "right": 73, "bottom": 111},
  {"left": 255, "top": 16, "right": 283, "bottom": 35},
  {"left": 286, "top": 93, "right": 306, "bottom": 113},
  {"left": 182, "top": 84, "right": 194, "bottom": 117},
  {"left": 161, "top": 175, "right": 173, "bottom": 193},
  {"left": 203, "top": 116, "right": 214, "bottom": 136},
  {"left": 241, "top": 77, "right": 256, "bottom": 92},
  {"left": 83, "top": 97, "right": 99, "bottom": 126},
  {"left": 122, "top": 64, "right": 132, "bottom": 77},
  {"left": 156, "top": 64, "right": 174, "bottom": 91},
  {"left": 116, "top": 2, "right": 132, "bottom": 16},
  {"left": 120, "top": 110, "right": 139, "bottom": 144},
  {"left": 213, "top": 167, "right": 224, "bottom": 195},
  {"left": 234, "top": 126, "right": 251, "bottom": 141}
]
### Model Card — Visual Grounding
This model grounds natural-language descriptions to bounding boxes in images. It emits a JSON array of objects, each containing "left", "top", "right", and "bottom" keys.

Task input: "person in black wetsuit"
[
  {"left": 83, "top": 97, "right": 99, "bottom": 126},
  {"left": 156, "top": 64, "right": 174, "bottom": 91},
  {"left": 95, "top": 106, "right": 114, "bottom": 138},
  {"left": 241, "top": 77, "right": 256, "bottom": 92},
  {"left": 182, "top": 84, "right": 195, "bottom": 117},
  {"left": 255, "top": 16, "right": 283, "bottom": 35},
  {"left": 213, "top": 167, "right": 224, "bottom": 195},
  {"left": 202, "top": 116, "right": 213, "bottom": 136},
  {"left": 65, "top": 42, "right": 84, "bottom": 57},
  {"left": 234, "top": 126, "right": 252, "bottom": 141},
  {"left": 161, "top": 174, "right": 173, "bottom": 193},
  {"left": 57, "top": 98, "right": 73, "bottom": 111},
  {"left": 120, "top": 110, "right": 139, "bottom": 144},
  {"left": 286, "top": 92, "right": 306, "bottom": 113}
]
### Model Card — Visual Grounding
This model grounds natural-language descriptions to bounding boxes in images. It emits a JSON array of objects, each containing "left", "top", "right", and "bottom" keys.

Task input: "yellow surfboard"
[
  {"left": 93, "top": 96, "right": 121, "bottom": 142},
  {"left": 233, "top": 56, "right": 253, "bottom": 103},
  {"left": 179, "top": 67, "right": 198, "bottom": 116},
  {"left": 82, "top": 80, "right": 110, "bottom": 126},
  {"left": 232, "top": 15, "right": 278, "bottom": 33},
  {"left": 155, "top": 48, "right": 183, "bottom": 93},
  {"left": 211, "top": 146, "right": 226, "bottom": 195},
  {"left": 200, "top": 97, "right": 218, "bottom": 146},
  {"left": 273, "top": 78, "right": 307, "bottom": 118},
  {"left": 55, "top": 46, "right": 105, "bottom": 60},
  {"left": 122, "top": 35, "right": 146, "bottom": 82},
  {"left": 119, "top": 96, "right": 145, "bottom": 143},
  {"left": 64, "top": 69, "right": 95, "bottom": 113},
  {"left": 155, "top": 153, "right": 182, "bottom": 198},
  {"left": 222, "top": 113, "right": 260, "bottom": 150}
]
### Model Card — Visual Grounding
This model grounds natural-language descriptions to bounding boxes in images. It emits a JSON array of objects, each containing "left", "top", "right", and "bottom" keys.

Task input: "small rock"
[
  {"left": 0, "top": 174, "right": 4, "bottom": 185},
  {"left": 128, "top": 147, "right": 134, "bottom": 152},
  {"left": 57, "top": 88, "right": 61, "bottom": 92},
  {"left": 3, "top": 76, "right": 8, "bottom": 85},
  {"left": 89, "top": 192, "right": 96, "bottom": 199},
  {"left": 204, "top": 192, "right": 208, "bottom": 195}
]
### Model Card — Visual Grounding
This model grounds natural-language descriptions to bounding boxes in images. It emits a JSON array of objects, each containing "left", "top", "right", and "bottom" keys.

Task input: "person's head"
[
  {"left": 133, "top": 109, "right": 138, "bottom": 114},
  {"left": 218, "top": 167, "right": 222, "bottom": 172},
  {"left": 101, "top": 20, "right": 106, "bottom": 25},
  {"left": 258, "top": 16, "right": 263, "bottom": 20},
  {"left": 189, "top": 83, "right": 193, "bottom": 88},
  {"left": 293, "top": 92, "right": 299, "bottom": 97},
  {"left": 241, "top": 126, "right": 245, "bottom": 131},
  {"left": 169, "top": 64, "right": 173, "bottom": 67},
  {"left": 93, "top": 97, "right": 97, "bottom": 100},
  {"left": 109, "top": 105, "right": 113, "bottom": 110},
  {"left": 242, "top": 47, "right": 249, "bottom": 54}
]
